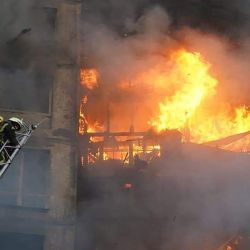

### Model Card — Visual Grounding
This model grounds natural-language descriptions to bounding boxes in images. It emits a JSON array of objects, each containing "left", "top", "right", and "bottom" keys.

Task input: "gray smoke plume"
[
  {"left": 77, "top": 145, "right": 250, "bottom": 249},
  {"left": 0, "top": 0, "right": 55, "bottom": 113},
  {"left": 82, "top": 5, "right": 171, "bottom": 84}
]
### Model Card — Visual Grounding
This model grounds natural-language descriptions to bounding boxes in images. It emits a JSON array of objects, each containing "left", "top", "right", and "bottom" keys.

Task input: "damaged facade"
[
  {"left": 0, "top": 1, "right": 81, "bottom": 249},
  {"left": 0, "top": 0, "right": 250, "bottom": 249}
]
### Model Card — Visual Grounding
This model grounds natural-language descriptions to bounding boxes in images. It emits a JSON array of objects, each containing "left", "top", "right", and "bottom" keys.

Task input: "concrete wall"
[
  {"left": 45, "top": 2, "right": 81, "bottom": 250},
  {"left": 0, "top": 1, "right": 81, "bottom": 250}
]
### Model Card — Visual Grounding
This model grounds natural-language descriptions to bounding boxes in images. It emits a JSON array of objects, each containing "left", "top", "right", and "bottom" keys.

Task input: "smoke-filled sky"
[
  {"left": 82, "top": 0, "right": 250, "bottom": 83},
  {"left": 82, "top": 0, "right": 250, "bottom": 37}
]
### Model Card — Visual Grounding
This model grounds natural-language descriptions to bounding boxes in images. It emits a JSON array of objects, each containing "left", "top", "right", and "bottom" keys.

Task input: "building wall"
[{"left": 0, "top": 1, "right": 81, "bottom": 250}]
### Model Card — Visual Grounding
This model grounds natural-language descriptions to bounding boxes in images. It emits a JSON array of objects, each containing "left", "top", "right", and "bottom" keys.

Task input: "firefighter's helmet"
[{"left": 8, "top": 117, "right": 23, "bottom": 131}]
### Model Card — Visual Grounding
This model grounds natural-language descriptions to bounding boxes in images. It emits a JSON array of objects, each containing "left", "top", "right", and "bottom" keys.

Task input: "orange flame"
[
  {"left": 79, "top": 49, "right": 250, "bottom": 155},
  {"left": 79, "top": 95, "right": 103, "bottom": 134},
  {"left": 80, "top": 68, "right": 99, "bottom": 89},
  {"left": 151, "top": 50, "right": 217, "bottom": 132},
  {"left": 149, "top": 49, "right": 250, "bottom": 147},
  {"left": 79, "top": 95, "right": 88, "bottom": 135}
]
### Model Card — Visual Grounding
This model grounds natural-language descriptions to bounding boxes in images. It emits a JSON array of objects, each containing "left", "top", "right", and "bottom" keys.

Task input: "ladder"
[{"left": 0, "top": 121, "right": 38, "bottom": 178}]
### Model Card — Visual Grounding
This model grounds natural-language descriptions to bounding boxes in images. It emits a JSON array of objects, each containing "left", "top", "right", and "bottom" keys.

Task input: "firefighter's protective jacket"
[{"left": 0, "top": 121, "right": 18, "bottom": 146}]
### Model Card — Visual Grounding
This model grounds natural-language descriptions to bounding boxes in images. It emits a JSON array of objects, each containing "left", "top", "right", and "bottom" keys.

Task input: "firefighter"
[{"left": 0, "top": 117, "right": 23, "bottom": 164}]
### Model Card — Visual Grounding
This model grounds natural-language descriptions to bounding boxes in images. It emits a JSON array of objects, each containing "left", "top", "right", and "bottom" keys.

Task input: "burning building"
[
  {"left": 76, "top": 1, "right": 250, "bottom": 250},
  {"left": 78, "top": 48, "right": 250, "bottom": 165},
  {"left": 1, "top": 0, "right": 250, "bottom": 250}
]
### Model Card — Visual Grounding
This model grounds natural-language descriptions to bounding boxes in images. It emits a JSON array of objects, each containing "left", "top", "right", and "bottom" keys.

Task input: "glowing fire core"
[{"left": 79, "top": 49, "right": 250, "bottom": 155}]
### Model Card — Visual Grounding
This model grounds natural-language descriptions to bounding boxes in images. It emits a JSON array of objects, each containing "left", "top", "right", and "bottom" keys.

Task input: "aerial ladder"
[{"left": 0, "top": 120, "right": 42, "bottom": 178}]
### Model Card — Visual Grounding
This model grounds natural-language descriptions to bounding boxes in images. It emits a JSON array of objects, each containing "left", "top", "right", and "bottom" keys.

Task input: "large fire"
[
  {"left": 150, "top": 50, "right": 217, "bottom": 136},
  {"left": 149, "top": 50, "right": 250, "bottom": 145},
  {"left": 79, "top": 49, "right": 250, "bottom": 155}
]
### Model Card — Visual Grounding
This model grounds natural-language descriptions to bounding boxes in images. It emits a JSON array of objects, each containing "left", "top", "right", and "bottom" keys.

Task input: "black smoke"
[{"left": 82, "top": 0, "right": 250, "bottom": 39}]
